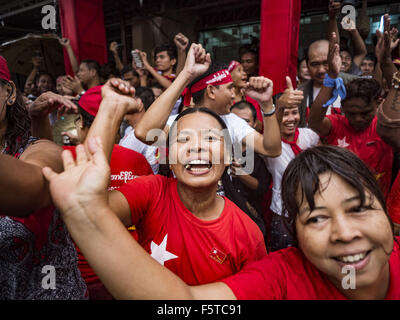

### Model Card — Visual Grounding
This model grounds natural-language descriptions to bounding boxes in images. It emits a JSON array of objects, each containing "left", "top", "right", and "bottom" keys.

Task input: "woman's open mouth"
[
  {"left": 184, "top": 159, "right": 212, "bottom": 175},
  {"left": 333, "top": 249, "right": 372, "bottom": 271}
]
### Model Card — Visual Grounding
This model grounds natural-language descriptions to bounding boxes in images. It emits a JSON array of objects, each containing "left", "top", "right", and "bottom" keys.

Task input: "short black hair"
[
  {"left": 189, "top": 61, "right": 228, "bottom": 105},
  {"left": 281, "top": 145, "right": 392, "bottom": 246},
  {"left": 81, "top": 59, "right": 101, "bottom": 76},
  {"left": 154, "top": 44, "right": 177, "bottom": 60},
  {"left": 100, "top": 62, "right": 119, "bottom": 80},
  {"left": 231, "top": 101, "right": 257, "bottom": 122},
  {"left": 121, "top": 65, "right": 139, "bottom": 77},
  {"left": 35, "top": 72, "right": 55, "bottom": 85},
  {"left": 135, "top": 86, "right": 155, "bottom": 111},
  {"left": 362, "top": 53, "right": 378, "bottom": 67},
  {"left": 342, "top": 78, "right": 381, "bottom": 106}
]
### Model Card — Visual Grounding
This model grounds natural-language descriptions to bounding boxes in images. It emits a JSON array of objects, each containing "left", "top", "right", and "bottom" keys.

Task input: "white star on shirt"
[
  {"left": 150, "top": 234, "right": 178, "bottom": 266},
  {"left": 337, "top": 137, "right": 350, "bottom": 148}
]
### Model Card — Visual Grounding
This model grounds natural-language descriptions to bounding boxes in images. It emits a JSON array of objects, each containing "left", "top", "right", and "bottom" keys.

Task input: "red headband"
[
  {"left": 228, "top": 60, "right": 240, "bottom": 73},
  {"left": 0, "top": 56, "right": 11, "bottom": 81},
  {"left": 183, "top": 69, "right": 232, "bottom": 106}
]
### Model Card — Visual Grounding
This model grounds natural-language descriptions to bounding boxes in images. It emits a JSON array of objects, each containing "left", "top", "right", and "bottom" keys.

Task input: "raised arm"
[
  {"left": 174, "top": 33, "right": 189, "bottom": 76},
  {"left": 243, "top": 77, "right": 281, "bottom": 157},
  {"left": 43, "top": 138, "right": 236, "bottom": 300},
  {"left": 349, "top": 28, "right": 368, "bottom": 67},
  {"left": 135, "top": 43, "right": 211, "bottom": 145},
  {"left": 59, "top": 38, "right": 79, "bottom": 76},
  {"left": 327, "top": 0, "right": 341, "bottom": 44},
  {"left": 25, "top": 56, "right": 43, "bottom": 92},
  {"left": 308, "top": 32, "right": 342, "bottom": 136},
  {"left": 109, "top": 42, "right": 124, "bottom": 72}
]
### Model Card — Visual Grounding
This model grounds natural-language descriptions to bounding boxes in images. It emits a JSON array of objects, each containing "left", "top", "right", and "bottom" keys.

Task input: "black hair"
[
  {"left": 154, "top": 44, "right": 177, "bottom": 61},
  {"left": 362, "top": 53, "right": 378, "bottom": 67},
  {"left": 0, "top": 79, "right": 31, "bottom": 155},
  {"left": 135, "top": 86, "right": 155, "bottom": 111},
  {"left": 281, "top": 145, "right": 393, "bottom": 246},
  {"left": 239, "top": 40, "right": 259, "bottom": 60},
  {"left": 81, "top": 59, "right": 101, "bottom": 76},
  {"left": 77, "top": 105, "right": 95, "bottom": 128},
  {"left": 149, "top": 83, "right": 163, "bottom": 90},
  {"left": 188, "top": 61, "right": 228, "bottom": 105},
  {"left": 230, "top": 101, "right": 257, "bottom": 122},
  {"left": 35, "top": 72, "right": 55, "bottom": 86},
  {"left": 100, "top": 62, "right": 119, "bottom": 80},
  {"left": 342, "top": 78, "right": 381, "bottom": 106},
  {"left": 121, "top": 65, "right": 139, "bottom": 77}
]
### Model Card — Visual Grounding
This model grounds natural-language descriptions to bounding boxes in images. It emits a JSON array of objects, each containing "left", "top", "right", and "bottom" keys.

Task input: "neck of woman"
[
  {"left": 281, "top": 132, "right": 295, "bottom": 142},
  {"left": 176, "top": 181, "right": 224, "bottom": 220},
  {"left": 234, "top": 86, "right": 244, "bottom": 102}
]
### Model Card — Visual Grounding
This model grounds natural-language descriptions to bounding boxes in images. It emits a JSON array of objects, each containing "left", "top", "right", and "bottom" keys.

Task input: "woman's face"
[
  {"left": 296, "top": 172, "right": 393, "bottom": 292},
  {"left": 279, "top": 107, "right": 300, "bottom": 140},
  {"left": 298, "top": 59, "right": 311, "bottom": 81},
  {"left": 169, "top": 112, "right": 229, "bottom": 190},
  {"left": 230, "top": 64, "right": 247, "bottom": 88}
]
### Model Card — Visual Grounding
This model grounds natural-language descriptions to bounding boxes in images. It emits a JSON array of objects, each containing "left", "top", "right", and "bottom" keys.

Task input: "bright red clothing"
[
  {"left": 325, "top": 115, "right": 393, "bottom": 197},
  {"left": 223, "top": 237, "right": 400, "bottom": 300},
  {"left": 118, "top": 175, "right": 267, "bottom": 285},
  {"left": 388, "top": 172, "right": 400, "bottom": 224},
  {"left": 63, "top": 144, "right": 153, "bottom": 286}
]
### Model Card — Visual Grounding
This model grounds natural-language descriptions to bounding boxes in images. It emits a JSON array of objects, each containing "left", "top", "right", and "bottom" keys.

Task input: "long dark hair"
[
  {"left": 0, "top": 79, "right": 31, "bottom": 155},
  {"left": 281, "top": 145, "right": 393, "bottom": 246}
]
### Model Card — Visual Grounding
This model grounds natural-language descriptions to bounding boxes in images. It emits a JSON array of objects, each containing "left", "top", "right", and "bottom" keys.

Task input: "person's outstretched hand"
[
  {"left": 101, "top": 78, "right": 142, "bottom": 114},
  {"left": 43, "top": 137, "right": 110, "bottom": 218},
  {"left": 327, "top": 32, "right": 341, "bottom": 79},
  {"left": 182, "top": 43, "right": 211, "bottom": 81},
  {"left": 28, "top": 91, "right": 78, "bottom": 118},
  {"left": 244, "top": 76, "right": 274, "bottom": 105}
]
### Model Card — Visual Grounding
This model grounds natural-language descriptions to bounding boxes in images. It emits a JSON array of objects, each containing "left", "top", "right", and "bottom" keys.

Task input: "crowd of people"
[{"left": 1, "top": 0, "right": 400, "bottom": 300}]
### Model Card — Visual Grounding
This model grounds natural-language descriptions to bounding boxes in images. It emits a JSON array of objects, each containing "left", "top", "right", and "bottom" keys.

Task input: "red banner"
[
  {"left": 259, "top": 0, "right": 301, "bottom": 94},
  {"left": 59, "top": 0, "right": 108, "bottom": 76}
]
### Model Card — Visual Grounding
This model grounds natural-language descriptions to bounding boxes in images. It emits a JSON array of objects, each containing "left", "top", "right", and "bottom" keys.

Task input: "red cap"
[
  {"left": 0, "top": 56, "right": 11, "bottom": 81},
  {"left": 78, "top": 85, "right": 103, "bottom": 116}
]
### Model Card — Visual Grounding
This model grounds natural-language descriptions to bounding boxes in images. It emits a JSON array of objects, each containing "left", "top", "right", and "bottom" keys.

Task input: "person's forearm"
[
  {"left": 176, "top": 50, "right": 186, "bottom": 76},
  {"left": 84, "top": 97, "right": 126, "bottom": 162},
  {"left": 26, "top": 67, "right": 38, "bottom": 87},
  {"left": 0, "top": 154, "right": 51, "bottom": 217},
  {"left": 113, "top": 52, "right": 124, "bottom": 72},
  {"left": 146, "top": 65, "right": 173, "bottom": 89},
  {"left": 373, "top": 63, "right": 383, "bottom": 85},
  {"left": 308, "top": 86, "right": 334, "bottom": 134},
  {"left": 135, "top": 70, "right": 191, "bottom": 145},
  {"left": 260, "top": 101, "right": 281, "bottom": 157},
  {"left": 30, "top": 116, "right": 53, "bottom": 141},
  {"left": 380, "top": 57, "right": 398, "bottom": 86},
  {"left": 66, "top": 45, "right": 79, "bottom": 76},
  {"left": 63, "top": 204, "right": 194, "bottom": 299},
  {"left": 351, "top": 29, "right": 367, "bottom": 66},
  {"left": 328, "top": 16, "right": 340, "bottom": 44}
]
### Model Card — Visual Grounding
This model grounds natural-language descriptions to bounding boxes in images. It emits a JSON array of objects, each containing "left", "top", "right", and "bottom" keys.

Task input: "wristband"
[
  {"left": 322, "top": 74, "right": 346, "bottom": 107},
  {"left": 261, "top": 104, "right": 276, "bottom": 117}
]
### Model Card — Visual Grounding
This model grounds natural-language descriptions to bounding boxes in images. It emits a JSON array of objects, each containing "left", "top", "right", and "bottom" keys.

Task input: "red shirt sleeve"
[
  {"left": 388, "top": 172, "right": 400, "bottom": 224},
  {"left": 325, "top": 114, "right": 345, "bottom": 143},
  {"left": 117, "top": 175, "right": 164, "bottom": 225}
]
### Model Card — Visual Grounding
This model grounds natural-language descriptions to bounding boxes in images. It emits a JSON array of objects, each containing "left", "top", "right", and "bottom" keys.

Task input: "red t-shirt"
[
  {"left": 388, "top": 172, "right": 400, "bottom": 224},
  {"left": 118, "top": 175, "right": 267, "bottom": 285},
  {"left": 63, "top": 144, "right": 153, "bottom": 285},
  {"left": 325, "top": 115, "right": 393, "bottom": 197},
  {"left": 223, "top": 237, "right": 400, "bottom": 300}
]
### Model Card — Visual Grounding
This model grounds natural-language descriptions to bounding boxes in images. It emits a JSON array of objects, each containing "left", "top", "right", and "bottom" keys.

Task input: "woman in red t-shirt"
[{"left": 45, "top": 124, "right": 400, "bottom": 300}]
